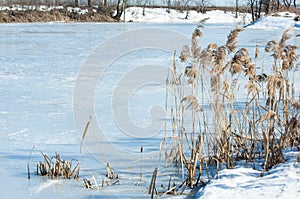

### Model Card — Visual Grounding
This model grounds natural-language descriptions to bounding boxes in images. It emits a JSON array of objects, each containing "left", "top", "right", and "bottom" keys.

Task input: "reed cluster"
[
  {"left": 27, "top": 148, "right": 80, "bottom": 180},
  {"left": 156, "top": 25, "right": 300, "bottom": 194}
]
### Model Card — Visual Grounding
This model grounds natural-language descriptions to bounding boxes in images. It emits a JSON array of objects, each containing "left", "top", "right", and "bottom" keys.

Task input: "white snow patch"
[
  {"left": 122, "top": 7, "right": 252, "bottom": 24},
  {"left": 247, "top": 12, "right": 296, "bottom": 29},
  {"left": 199, "top": 151, "right": 300, "bottom": 199},
  {"left": 67, "top": 7, "right": 89, "bottom": 15},
  {"left": 8, "top": 128, "right": 28, "bottom": 138},
  {"left": 30, "top": 180, "right": 61, "bottom": 194}
]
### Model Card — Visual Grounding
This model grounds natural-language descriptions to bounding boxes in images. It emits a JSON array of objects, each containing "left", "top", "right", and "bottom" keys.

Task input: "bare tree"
[
  {"left": 270, "top": 0, "right": 280, "bottom": 12},
  {"left": 54, "top": 0, "right": 59, "bottom": 6},
  {"left": 166, "top": 0, "right": 171, "bottom": 13},
  {"left": 248, "top": 0, "right": 271, "bottom": 22},
  {"left": 114, "top": 0, "right": 124, "bottom": 21},
  {"left": 263, "top": 0, "right": 271, "bottom": 15},
  {"left": 143, "top": 0, "right": 148, "bottom": 16},
  {"left": 199, "top": 0, "right": 207, "bottom": 14},
  {"left": 235, "top": 0, "right": 239, "bottom": 18},
  {"left": 283, "top": 0, "right": 292, "bottom": 8},
  {"left": 181, "top": 0, "right": 191, "bottom": 19},
  {"left": 282, "top": 0, "right": 297, "bottom": 9},
  {"left": 257, "top": 0, "right": 265, "bottom": 19},
  {"left": 88, "top": 0, "right": 92, "bottom": 7},
  {"left": 248, "top": 0, "right": 257, "bottom": 22}
]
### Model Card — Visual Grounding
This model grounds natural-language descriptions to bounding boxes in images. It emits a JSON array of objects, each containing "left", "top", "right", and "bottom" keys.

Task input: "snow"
[
  {"left": 0, "top": 6, "right": 300, "bottom": 199},
  {"left": 247, "top": 12, "right": 297, "bottom": 30},
  {"left": 67, "top": 7, "right": 89, "bottom": 15},
  {"left": 122, "top": 7, "right": 300, "bottom": 31},
  {"left": 123, "top": 7, "right": 251, "bottom": 24},
  {"left": 0, "top": 4, "right": 64, "bottom": 11},
  {"left": 198, "top": 151, "right": 300, "bottom": 199}
]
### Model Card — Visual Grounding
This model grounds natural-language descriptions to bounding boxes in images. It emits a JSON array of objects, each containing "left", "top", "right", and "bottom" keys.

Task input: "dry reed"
[
  {"left": 157, "top": 25, "right": 300, "bottom": 196},
  {"left": 27, "top": 145, "right": 80, "bottom": 180}
]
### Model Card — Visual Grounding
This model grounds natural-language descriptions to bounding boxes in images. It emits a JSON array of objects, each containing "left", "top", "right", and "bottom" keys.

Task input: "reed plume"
[
  {"left": 279, "top": 27, "right": 292, "bottom": 48},
  {"left": 282, "top": 45, "right": 298, "bottom": 70},
  {"left": 213, "top": 46, "right": 227, "bottom": 74},
  {"left": 181, "top": 95, "right": 201, "bottom": 111},
  {"left": 185, "top": 65, "right": 198, "bottom": 84},
  {"left": 226, "top": 28, "right": 243, "bottom": 53},
  {"left": 194, "top": 28, "right": 203, "bottom": 38},
  {"left": 255, "top": 45, "right": 259, "bottom": 59},
  {"left": 180, "top": 45, "right": 190, "bottom": 62},
  {"left": 229, "top": 48, "right": 251, "bottom": 75},
  {"left": 265, "top": 40, "right": 277, "bottom": 53}
]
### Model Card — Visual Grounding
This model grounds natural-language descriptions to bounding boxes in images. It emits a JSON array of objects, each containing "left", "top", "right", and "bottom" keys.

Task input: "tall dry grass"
[{"left": 159, "top": 25, "right": 300, "bottom": 192}]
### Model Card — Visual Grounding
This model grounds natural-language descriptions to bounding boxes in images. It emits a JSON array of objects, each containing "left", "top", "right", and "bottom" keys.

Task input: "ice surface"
[{"left": 1, "top": 10, "right": 300, "bottom": 199}]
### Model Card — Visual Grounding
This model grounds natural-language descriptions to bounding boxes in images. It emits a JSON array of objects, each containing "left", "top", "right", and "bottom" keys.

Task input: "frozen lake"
[{"left": 1, "top": 22, "right": 300, "bottom": 198}]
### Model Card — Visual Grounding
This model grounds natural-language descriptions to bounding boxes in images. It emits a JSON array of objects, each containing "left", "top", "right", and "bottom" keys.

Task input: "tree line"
[
  {"left": 247, "top": 0, "right": 297, "bottom": 22},
  {"left": 0, "top": 0, "right": 298, "bottom": 22}
]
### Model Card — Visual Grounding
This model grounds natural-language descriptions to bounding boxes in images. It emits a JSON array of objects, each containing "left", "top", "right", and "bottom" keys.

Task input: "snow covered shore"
[
  {"left": 122, "top": 7, "right": 251, "bottom": 24},
  {"left": 198, "top": 151, "right": 300, "bottom": 199}
]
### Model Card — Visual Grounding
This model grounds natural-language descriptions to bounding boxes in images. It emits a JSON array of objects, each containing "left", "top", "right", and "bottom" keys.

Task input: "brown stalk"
[{"left": 80, "top": 116, "right": 92, "bottom": 154}]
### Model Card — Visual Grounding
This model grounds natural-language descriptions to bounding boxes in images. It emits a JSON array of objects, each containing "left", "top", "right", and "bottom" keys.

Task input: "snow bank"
[
  {"left": 123, "top": 7, "right": 252, "bottom": 24},
  {"left": 123, "top": 7, "right": 300, "bottom": 31},
  {"left": 198, "top": 151, "right": 300, "bottom": 199},
  {"left": 123, "top": 7, "right": 300, "bottom": 30},
  {"left": 247, "top": 12, "right": 297, "bottom": 29}
]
